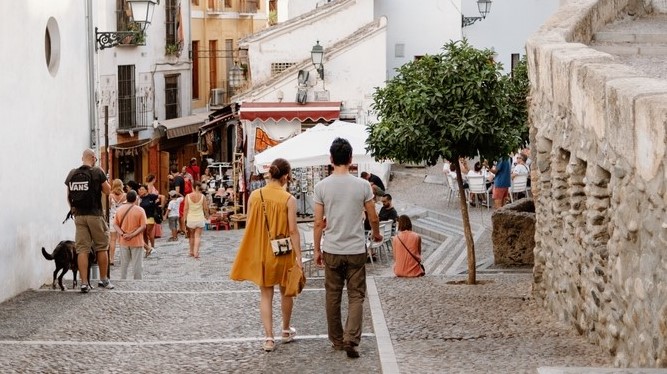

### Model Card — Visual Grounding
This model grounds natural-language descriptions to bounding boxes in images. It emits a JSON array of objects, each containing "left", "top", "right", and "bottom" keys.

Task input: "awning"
[
  {"left": 200, "top": 103, "right": 238, "bottom": 133},
  {"left": 109, "top": 138, "right": 153, "bottom": 150},
  {"left": 158, "top": 113, "right": 210, "bottom": 139},
  {"left": 239, "top": 101, "right": 341, "bottom": 122}
]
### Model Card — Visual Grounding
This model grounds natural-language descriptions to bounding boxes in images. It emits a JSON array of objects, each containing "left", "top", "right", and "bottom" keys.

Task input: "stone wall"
[
  {"left": 527, "top": 0, "right": 667, "bottom": 368},
  {"left": 492, "top": 199, "right": 536, "bottom": 266}
]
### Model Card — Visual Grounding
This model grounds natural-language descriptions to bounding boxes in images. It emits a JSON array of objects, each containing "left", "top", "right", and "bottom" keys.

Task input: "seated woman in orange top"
[{"left": 391, "top": 215, "right": 424, "bottom": 277}]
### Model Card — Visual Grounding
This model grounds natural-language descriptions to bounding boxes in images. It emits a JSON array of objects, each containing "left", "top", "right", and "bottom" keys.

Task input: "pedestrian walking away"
[
  {"left": 108, "top": 179, "right": 126, "bottom": 267},
  {"left": 65, "top": 148, "right": 114, "bottom": 292},
  {"left": 313, "top": 138, "right": 382, "bottom": 359},
  {"left": 230, "top": 158, "right": 303, "bottom": 353},
  {"left": 184, "top": 183, "right": 209, "bottom": 259},
  {"left": 113, "top": 190, "right": 147, "bottom": 280}
]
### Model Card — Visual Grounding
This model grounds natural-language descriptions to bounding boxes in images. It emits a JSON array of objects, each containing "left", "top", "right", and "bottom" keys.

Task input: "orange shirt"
[
  {"left": 392, "top": 231, "right": 423, "bottom": 277},
  {"left": 114, "top": 203, "right": 147, "bottom": 248}
]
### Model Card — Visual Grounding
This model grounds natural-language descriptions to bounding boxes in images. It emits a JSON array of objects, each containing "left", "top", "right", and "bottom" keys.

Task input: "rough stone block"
[
  {"left": 634, "top": 94, "right": 667, "bottom": 182},
  {"left": 492, "top": 199, "right": 536, "bottom": 266},
  {"left": 607, "top": 78, "right": 667, "bottom": 166}
]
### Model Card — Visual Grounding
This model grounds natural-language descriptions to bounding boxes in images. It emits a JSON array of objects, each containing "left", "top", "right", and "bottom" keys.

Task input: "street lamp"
[
  {"left": 462, "top": 0, "right": 492, "bottom": 28},
  {"left": 311, "top": 41, "right": 324, "bottom": 80},
  {"left": 96, "top": 0, "right": 159, "bottom": 50},
  {"left": 228, "top": 62, "right": 244, "bottom": 97}
]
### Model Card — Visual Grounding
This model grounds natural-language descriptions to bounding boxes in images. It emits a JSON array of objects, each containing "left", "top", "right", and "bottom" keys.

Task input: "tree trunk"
[{"left": 453, "top": 159, "right": 476, "bottom": 284}]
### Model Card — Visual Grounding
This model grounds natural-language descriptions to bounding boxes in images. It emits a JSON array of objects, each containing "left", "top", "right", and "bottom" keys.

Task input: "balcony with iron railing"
[
  {"left": 207, "top": 0, "right": 232, "bottom": 14},
  {"left": 117, "top": 95, "right": 152, "bottom": 132},
  {"left": 239, "top": 0, "right": 259, "bottom": 14},
  {"left": 207, "top": 0, "right": 258, "bottom": 15}
]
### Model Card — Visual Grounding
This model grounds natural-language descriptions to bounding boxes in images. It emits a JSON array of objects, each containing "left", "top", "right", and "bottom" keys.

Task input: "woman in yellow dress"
[{"left": 230, "top": 158, "right": 303, "bottom": 352}]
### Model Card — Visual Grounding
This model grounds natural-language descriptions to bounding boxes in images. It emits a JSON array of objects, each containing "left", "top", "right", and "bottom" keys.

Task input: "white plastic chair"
[
  {"left": 377, "top": 220, "right": 394, "bottom": 263},
  {"left": 446, "top": 174, "right": 461, "bottom": 206},
  {"left": 467, "top": 175, "right": 491, "bottom": 211},
  {"left": 510, "top": 174, "right": 529, "bottom": 203},
  {"left": 299, "top": 225, "right": 316, "bottom": 276}
]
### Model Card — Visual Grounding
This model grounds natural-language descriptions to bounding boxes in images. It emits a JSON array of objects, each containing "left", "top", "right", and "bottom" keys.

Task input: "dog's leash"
[{"left": 62, "top": 211, "right": 74, "bottom": 224}]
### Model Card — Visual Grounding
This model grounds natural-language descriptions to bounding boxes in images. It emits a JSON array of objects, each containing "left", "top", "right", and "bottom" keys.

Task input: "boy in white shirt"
[{"left": 165, "top": 190, "right": 183, "bottom": 242}]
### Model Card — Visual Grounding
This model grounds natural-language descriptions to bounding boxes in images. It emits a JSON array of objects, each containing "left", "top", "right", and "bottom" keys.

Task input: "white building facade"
[
  {"left": 0, "top": 2, "right": 93, "bottom": 302},
  {"left": 0, "top": 0, "right": 193, "bottom": 303}
]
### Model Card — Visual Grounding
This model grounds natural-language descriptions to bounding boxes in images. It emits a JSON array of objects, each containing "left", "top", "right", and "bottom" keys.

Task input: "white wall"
[
  {"left": 0, "top": 1, "right": 91, "bottom": 302},
  {"left": 462, "top": 0, "right": 560, "bottom": 73},
  {"left": 374, "top": 0, "right": 462, "bottom": 79},
  {"left": 244, "top": 0, "right": 374, "bottom": 83},
  {"left": 240, "top": 24, "right": 386, "bottom": 117}
]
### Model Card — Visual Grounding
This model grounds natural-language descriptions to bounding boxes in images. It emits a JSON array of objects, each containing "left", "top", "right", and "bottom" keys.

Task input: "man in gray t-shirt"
[{"left": 313, "top": 137, "right": 382, "bottom": 359}]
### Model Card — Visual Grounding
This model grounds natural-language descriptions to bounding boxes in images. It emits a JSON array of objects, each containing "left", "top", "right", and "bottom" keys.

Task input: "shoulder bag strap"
[
  {"left": 118, "top": 204, "right": 135, "bottom": 230},
  {"left": 396, "top": 233, "right": 422, "bottom": 268},
  {"left": 259, "top": 189, "right": 274, "bottom": 240}
]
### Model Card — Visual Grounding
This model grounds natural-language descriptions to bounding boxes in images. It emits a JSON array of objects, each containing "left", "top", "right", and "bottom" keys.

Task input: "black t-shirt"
[
  {"left": 379, "top": 207, "right": 398, "bottom": 222},
  {"left": 369, "top": 174, "right": 385, "bottom": 191},
  {"left": 140, "top": 193, "right": 159, "bottom": 217},
  {"left": 65, "top": 165, "right": 107, "bottom": 216},
  {"left": 173, "top": 175, "right": 185, "bottom": 195}
]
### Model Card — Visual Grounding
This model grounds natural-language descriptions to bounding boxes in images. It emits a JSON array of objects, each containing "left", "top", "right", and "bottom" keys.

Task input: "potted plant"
[{"left": 166, "top": 43, "right": 181, "bottom": 56}]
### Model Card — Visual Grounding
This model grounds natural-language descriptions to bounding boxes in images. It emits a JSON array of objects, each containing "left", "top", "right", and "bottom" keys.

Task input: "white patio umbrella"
[{"left": 253, "top": 120, "right": 376, "bottom": 172}]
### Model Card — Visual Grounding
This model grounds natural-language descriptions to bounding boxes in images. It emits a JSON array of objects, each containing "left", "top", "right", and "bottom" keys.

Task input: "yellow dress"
[{"left": 230, "top": 184, "right": 297, "bottom": 287}]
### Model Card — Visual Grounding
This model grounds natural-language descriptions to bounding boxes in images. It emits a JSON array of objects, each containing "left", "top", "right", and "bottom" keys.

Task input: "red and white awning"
[{"left": 239, "top": 101, "right": 341, "bottom": 122}]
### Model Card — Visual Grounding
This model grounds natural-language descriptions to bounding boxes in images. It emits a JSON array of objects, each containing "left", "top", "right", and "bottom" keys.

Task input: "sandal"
[
  {"left": 262, "top": 338, "right": 275, "bottom": 352},
  {"left": 282, "top": 327, "right": 296, "bottom": 344}
]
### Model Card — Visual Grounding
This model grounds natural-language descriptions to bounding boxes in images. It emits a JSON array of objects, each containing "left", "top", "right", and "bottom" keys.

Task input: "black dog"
[{"left": 41, "top": 240, "right": 96, "bottom": 291}]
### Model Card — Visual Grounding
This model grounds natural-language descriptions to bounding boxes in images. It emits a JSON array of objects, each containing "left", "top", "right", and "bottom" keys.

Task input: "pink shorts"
[{"left": 492, "top": 187, "right": 509, "bottom": 201}]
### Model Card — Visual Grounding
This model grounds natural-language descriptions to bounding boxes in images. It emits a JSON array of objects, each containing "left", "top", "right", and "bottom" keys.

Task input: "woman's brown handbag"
[{"left": 284, "top": 264, "right": 306, "bottom": 297}]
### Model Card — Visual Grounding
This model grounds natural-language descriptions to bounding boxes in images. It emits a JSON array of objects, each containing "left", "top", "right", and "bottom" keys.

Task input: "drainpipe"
[{"left": 85, "top": 0, "right": 98, "bottom": 153}]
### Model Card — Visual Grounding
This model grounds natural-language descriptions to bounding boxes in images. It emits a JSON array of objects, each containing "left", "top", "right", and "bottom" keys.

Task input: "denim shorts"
[{"left": 168, "top": 217, "right": 179, "bottom": 230}]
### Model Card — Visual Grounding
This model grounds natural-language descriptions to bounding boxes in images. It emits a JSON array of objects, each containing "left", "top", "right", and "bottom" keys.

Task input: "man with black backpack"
[{"left": 65, "top": 149, "right": 113, "bottom": 293}]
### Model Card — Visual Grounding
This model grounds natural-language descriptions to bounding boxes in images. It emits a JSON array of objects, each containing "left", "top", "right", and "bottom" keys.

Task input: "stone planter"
[{"left": 491, "top": 198, "right": 535, "bottom": 266}]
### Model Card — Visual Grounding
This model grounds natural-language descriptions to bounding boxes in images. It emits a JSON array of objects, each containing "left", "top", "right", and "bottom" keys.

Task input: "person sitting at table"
[
  {"left": 467, "top": 162, "right": 493, "bottom": 206},
  {"left": 392, "top": 215, "right": 424, "bottom": 278}
]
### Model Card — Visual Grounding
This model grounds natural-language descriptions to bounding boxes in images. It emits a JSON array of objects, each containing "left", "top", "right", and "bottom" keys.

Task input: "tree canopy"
[
  {"left": 366, "top": 39, "right": 530, "bottom": 284},
  {"left": 367, "top": 39, "right": 528, "bottom": 166}
]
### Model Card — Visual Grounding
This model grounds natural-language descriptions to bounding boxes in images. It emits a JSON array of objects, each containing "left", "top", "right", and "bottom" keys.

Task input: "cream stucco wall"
[{"left": 0, "top": 1, "right": 92, "bottom": 302}]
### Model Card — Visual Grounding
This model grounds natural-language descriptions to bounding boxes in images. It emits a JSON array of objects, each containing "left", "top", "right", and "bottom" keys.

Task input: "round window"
[{"left": 45, "top": 17, "right": 60, "bottom": 76}]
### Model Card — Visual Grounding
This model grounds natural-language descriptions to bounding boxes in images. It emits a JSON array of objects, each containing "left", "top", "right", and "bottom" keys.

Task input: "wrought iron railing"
[{"left": 118, "top": 95, "right": 151, "bottom": 131}]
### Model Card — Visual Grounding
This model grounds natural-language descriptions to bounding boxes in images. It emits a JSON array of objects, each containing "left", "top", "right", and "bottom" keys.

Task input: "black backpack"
[{"left": 68, "top": 167, "right": 97, "bottom": 211}]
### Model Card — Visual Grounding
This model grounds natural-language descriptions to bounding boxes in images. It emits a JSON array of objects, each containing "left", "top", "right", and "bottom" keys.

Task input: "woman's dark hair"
[
  {"left": 397, "top": 215, "right": 412, "bottom": 231},
  {"left": 268, "top": 158, "right": 291, "bottom": 180},
  {"left": 330, "top": 137, "right": 352, "bottom": 166},
  {"left": 474, "top": 162, "right": 482, "bottom": 172},
  {"left": 146, "top": 174, "right": 156, "bottom": 183},
  {"left": 126, "top": 180, "right": 140, "bottom": 191}
]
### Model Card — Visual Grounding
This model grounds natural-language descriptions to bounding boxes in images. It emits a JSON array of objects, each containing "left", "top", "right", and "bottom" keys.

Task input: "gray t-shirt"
[{"left": 313, "top": 173, "right": 374, "bottom": 255}]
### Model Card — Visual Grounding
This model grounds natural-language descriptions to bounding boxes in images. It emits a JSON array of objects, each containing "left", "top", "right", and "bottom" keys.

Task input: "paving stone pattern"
[{"left": 0, "top": 164, "right": 614, "bottom": 373}]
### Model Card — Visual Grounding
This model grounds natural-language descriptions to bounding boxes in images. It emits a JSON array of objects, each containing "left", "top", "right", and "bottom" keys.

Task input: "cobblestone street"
[{"left": 0, "top": 165, "right": 615, "bottom": 373}]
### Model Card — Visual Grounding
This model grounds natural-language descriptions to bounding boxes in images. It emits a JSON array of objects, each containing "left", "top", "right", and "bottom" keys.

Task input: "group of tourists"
[
  {"left": 445, "top": 147, "right": 532, "bottom": 209},
  {"left": 66, "top": 144, "right": 425, "bottom": 359},
  {"left": 65, "top": 151, "right": 213, "bottom": 291}
]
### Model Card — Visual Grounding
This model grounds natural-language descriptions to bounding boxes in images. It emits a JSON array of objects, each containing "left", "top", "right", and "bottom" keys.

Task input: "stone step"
[
  {"left": 590, "top": 42, "right": 667, "bottom": 56},
  {"left": 594, "top": 31, "right": 667, "bottom": 44}
]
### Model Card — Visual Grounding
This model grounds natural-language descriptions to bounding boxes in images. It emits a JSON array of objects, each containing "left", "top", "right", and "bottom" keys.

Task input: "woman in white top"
[
  {"left": 184, "top": 183, "right": 209, "bottom": 259},
  {"left": 512, "top": 153, "right": 530, "bottom": 178},
  {"left": 108, "top": 179, "right": 127, "bottom": 266}
]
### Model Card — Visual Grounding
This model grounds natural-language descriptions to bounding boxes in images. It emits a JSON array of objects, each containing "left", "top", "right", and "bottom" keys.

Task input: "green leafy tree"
[{"left": 367, "top": 40, "right": 529, "bottom": 284}]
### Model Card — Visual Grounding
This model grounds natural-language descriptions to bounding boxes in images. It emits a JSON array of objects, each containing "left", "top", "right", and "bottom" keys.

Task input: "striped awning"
[
  {"left": 239, "top": 101, "right": 341, "bottom": 122},
  {"left": 158, "top": 113, "right": 210, "bottom": 139}
]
